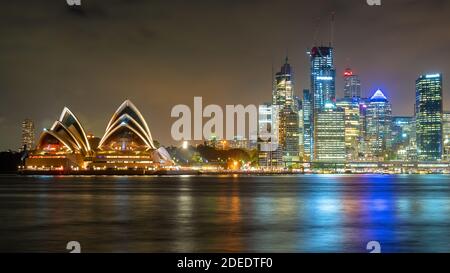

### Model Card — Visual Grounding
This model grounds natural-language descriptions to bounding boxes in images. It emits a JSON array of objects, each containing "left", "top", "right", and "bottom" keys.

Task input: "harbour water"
[{"left": 0, "top": 174, "right": 449, "bottom": 253}]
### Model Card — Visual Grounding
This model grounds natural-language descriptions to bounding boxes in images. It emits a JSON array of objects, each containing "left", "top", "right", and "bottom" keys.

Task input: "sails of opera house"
[{"left": 25, "top": 100, "right": 174, "bottom": 171}]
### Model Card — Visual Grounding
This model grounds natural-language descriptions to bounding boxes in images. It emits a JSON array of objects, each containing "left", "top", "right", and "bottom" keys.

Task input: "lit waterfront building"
[
  {"left": 21, "top": 119, "right": 35, "bottom": 151},
  {"left": 309, "top": 46, "right": 336, "bottom": 161},
  {"left": 271, "top": 58, "right": 300, "bottom": 166},
  {"left": 279, "top": 106, "right": 300, "bottom": 165},
  {"left": 314, "top": 103, "right": 346, "bottom": 162},
  {"left": 443, "top": 111, "right": 450, "bottom": 161},
  {"left": 94, "top": 100, "right": 173, "bottom": 169},
  {"left": 258, "top": 104, "right": 282, "bottom": 168},
  {"left": 25, "top": 100, "right": 173, "bottom": 171},
  {"left": 336, "top": 98, "right": 360, "bottom": 161},
  {"left": 416, "top": 73, "right": 443, "bottom": 162},
  {"left": 366, "top": 89, "right": 392, "bottom": 161},
  {"left": 26, "top": 107, "right": 93, "bottom": 170},
  {"left": 302, "top": 89, "right": 313, "bottom": 162},
  {"left": 205, "top": 135, "right": 219, "bottom": 149},
  {"left": 295, "top": 96, "right": 304, "bottom": 160},
  {"left": 343, "top": 68, "right": 362, "bottom": 99},
  {"left": 230, "top": 136, "right": 255, "bottom": 150},
  {"left": 358, "top": 98, "right": 370, "bottom": 160},
  {"left": 206, "top": 136, "right": 254, "bottom": 150},
  {"left": 391, "top": 117, "right": 417, "bottom": 161}
]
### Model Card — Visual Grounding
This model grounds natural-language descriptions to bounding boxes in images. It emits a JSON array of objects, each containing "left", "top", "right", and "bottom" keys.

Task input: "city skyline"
[
  {"left": 1, "top": 0, "right": 450, "bottom": 150},
  {"left": 2, "top": 1, "right": 450, "bottom": 257}
]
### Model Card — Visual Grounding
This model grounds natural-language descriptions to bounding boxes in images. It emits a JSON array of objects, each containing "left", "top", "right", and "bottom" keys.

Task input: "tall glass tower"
[
  {"left": 258, "top": 104, "right": 282, "bottom": 168},
  {"left": 366, "top": 89, "right": 392, "bottom": 161},
  {"left": 309, "top": 47, "right": 336, "bottom": 161},
  {"left": 309, "top": 46, "right": 336, "bottom": 112},
  {"left": 302, "top": 89, "right": 313, "bottom": 162},
  {"left": 271, "top": 58, "right": 299, "bottom": 166},
  {"left": 343, "top": 68, "right": 362, "bottom": 99},
  {"left": 443, "top": 111, "right": 450, "bottom": 161},
  {"left": 391, "top": 116, "right": 416, "bottom": 161},
  {"left": 273, "top": 57, "right": 294, "bottom": 107},
  {"left": 415, "top": 73, "right": 443, "bottom": 161}
]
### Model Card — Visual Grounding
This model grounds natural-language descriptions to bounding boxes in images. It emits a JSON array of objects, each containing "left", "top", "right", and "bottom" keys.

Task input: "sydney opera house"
[{"left": 25, "top": 100, "right": 173, "bottom": 172}]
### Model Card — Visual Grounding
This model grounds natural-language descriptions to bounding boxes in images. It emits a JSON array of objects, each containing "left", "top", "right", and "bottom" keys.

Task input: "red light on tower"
[{"left": 344, "top": 68, "right": 353, "bottom": 77}]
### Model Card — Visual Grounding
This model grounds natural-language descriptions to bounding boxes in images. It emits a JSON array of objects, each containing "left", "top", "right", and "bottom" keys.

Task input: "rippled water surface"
[{"left": 1, "top": 174, "right": 450, "bottom": 252}]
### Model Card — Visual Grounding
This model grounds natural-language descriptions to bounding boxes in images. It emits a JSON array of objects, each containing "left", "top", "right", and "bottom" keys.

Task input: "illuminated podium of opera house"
[{"left": 25, "top": 100, "right": 174, "bottom": 172}]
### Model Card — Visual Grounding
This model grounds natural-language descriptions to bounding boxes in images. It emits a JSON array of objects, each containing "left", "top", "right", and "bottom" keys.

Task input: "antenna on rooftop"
[{"left": 330, "top": 11, "right": 335, "bottom": 47}]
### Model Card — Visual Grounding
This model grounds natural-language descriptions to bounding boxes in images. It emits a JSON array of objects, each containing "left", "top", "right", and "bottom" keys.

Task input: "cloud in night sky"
[{"left": 0, "top": 0, "right": 449, "bottom": 149}]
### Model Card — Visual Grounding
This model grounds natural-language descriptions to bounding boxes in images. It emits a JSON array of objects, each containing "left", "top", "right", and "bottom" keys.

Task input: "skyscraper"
[
  {"left": 366, "top": 89, "right": 392, "bottom": 161},
  {"left": 258, "top": 104, "right": 282, "bottom": 168},
  {"left": 295, "top": 96, "right": 304, "bottom": 160},
  {"left": 443, "top": 111, "right": 450, "bottom": 161},
  {"left": 336, "top": 98, "right": 360, "bottom": 161},
  {"left": 343, "top": 68, "right": 362, "bottom": 99},
  {"left": 415, "top": 73, "right": 443, "bottom": 162},
  {"left": 358, "top": 98, "right": 370, "bottom": 160},
  {"left": 302, "top": 89, "right": 313, "bottom": 162},
  {"left": 21, "top": 118, "right": 35, "bottom": 151},
  {"left": 272, "top": 58, "right": 300, "bottom": 166},
  {"left": 273, "top": 57, "right": 294, "bottom": 107},
  {"left": 314, "top": 103, "right": 346, "bottom": 162},
  {"left": 309, "top": 47, "right": 336, "bottom": 112},
  {"left": 279, "top": 107, "right": 300, "bottom": 165},
  {"left": 309, "top": 46, "right": 336, "bottom": 161},
  {"left": 391, "top": 117, "right": 416, "bottom": 161}
]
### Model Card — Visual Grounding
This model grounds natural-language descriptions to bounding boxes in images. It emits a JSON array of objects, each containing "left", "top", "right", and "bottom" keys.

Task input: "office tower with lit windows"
[
  {"left": 273, "top": 57, "right": 294, "bottom": 107},
  {"left": 229, "top": 136, "right": 252, "bottom": 150},
  {"left": 343, "top": 68, "right": 362, "bottom": 99},
  {"left": 391, "top": 117, "right": 417, "bottom": 161},
  {"left": 443, "top": 111, "right": 450, "bottom": 161},
  {"left": 271, "top": 58, "right": 300, "bottom": 166},
  {"left": 258, "top": 104, "right": 282, "bottom": 168},
  {"left": 358, "top": 98, "right": 370, "bottom": 160},
  {"left": 302, "top": 89, "right": 313, "bottom": 162},
  {"left": 21, "top": 118, "right": 35, "bottom": 151},
  {"left": 295, "top": 96, "right": 304, "bottom": 159},
  {"left": 366, "top": 89, "right": 392, "bottom": 161},
  {"left": 279, "top": 107, "right": 300, "bottom": 165},
  {"left": 309, "top": 47, "right": 336, "bottom": 161},
  {"left": 415, "top": 73, "right": 443, "bottom": 161},
  {"left": 336, "top": 98, "right": 360, "bottom": 161},
  {"left": 314, "top": 103, "right": 346, "bottom": 162},
  {"left": 309, "top": 47, "right": 336, "bottom": 112}
]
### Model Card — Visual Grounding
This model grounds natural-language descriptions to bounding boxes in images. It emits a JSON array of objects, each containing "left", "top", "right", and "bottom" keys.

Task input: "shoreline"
[{"left": 10, "top": 170, "right": 449, "bottom": 176}]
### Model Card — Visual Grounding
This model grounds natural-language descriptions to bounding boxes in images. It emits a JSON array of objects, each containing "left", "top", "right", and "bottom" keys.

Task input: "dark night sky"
[{"left": 1, "top": 0, "right": 449, "bottom": 150}]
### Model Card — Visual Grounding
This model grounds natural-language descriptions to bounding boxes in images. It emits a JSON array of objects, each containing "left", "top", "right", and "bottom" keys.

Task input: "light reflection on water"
[{"left": 0, "top": 174, "right": 450, "bottom": 252}]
